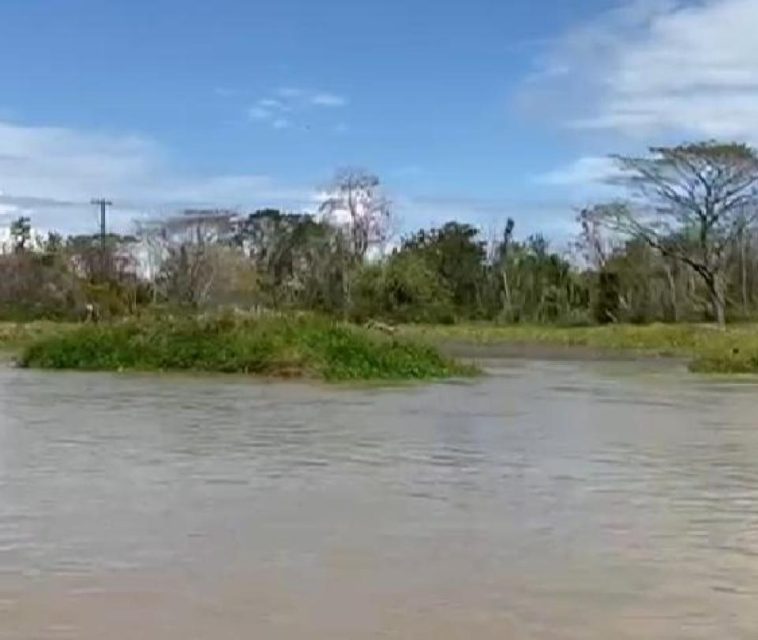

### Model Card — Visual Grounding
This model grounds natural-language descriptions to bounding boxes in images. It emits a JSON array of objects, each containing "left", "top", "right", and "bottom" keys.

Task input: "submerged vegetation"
[{"left": 19, "top": 314, "right": 474, "bottom": 382}]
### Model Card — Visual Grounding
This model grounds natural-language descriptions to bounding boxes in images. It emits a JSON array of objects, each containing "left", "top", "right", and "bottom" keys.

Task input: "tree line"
[{"left": 2, "top": 141, "right": 758, "bottom": 327}]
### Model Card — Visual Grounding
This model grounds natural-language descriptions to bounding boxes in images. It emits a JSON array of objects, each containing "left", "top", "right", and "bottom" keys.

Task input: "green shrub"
[{"left": 352, "top": 254, "right": 455, "bottom": 324}]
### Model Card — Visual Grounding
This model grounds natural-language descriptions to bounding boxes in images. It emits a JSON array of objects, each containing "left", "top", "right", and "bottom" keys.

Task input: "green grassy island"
[{"left": 16, "top": 314, "right": 475, "bottom": 383}]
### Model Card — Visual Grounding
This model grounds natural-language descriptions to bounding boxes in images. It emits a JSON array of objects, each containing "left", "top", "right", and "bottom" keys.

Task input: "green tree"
[
  {"left": 353, "top": 252, "right": 454, "bottom": 323},
  {"left": 497, "top": 235, "right": 585, "bottom": 323},
  {"left": 10, "top": 216, "right": 32, "bottom": 253},
  {"left": 236, "top": 209, "right": 344, "bottom": 310},
  {"left": 401, "top": 222, "right": 486, "bottom": 316}
]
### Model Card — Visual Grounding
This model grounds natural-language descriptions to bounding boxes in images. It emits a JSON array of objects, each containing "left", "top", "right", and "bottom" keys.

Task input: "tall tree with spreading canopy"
[{"left": 593, "top": 142, "right": 758, "bottom": 326}]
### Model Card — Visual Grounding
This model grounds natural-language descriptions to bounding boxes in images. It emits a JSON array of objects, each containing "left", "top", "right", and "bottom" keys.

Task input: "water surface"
[{"left": 2, "top": 360, "right": 758, "bottom": 639}]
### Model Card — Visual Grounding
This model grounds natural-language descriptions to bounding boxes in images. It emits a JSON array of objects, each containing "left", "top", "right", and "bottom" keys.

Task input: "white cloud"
[
  {"left": 276, "top": 87, "right": 304, "bottom": 99},
  {"left": 0, "top": 193, "right": 24, "bottom": 220},
  {"left": 247, "top": 99, "right": 293, "bottom": 126},
  {"left": 0, "top": 120, "right": 315, "bottom": 233},
  {"left": 532, "top": 156, "right": 627, "bottom": 209},
  {"left": 0, "top": 122, "right": 162, "bottom": 202},
  {"left": 535, "top": 156, "right": 622, "bottom": 187},
  {"left": 258, "top": 98, "right": 285, "bottom": 109},
  {"left": 525, "top": 0, "right": 758, "bottom": 141},
  {"left": 310, "top": 92, "right": 348, "bottom": 108},
  {"left": 247, "top": 106, "right": 271, "bottom": 120},
  {"left": 396, "top": 194, "right": 578, "bottom": 240},
  {"left": 248, "top": 88, "right": 348, "bottom": 130}
]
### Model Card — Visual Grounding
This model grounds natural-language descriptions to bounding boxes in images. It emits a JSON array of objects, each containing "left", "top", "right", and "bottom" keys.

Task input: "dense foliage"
[{"left": 4, "top": 145, "right": 758, "bottom": 328}]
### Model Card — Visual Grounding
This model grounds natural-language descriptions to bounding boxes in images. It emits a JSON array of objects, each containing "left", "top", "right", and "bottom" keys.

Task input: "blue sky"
[{"left": 1, "top": 0, "right": 757, "bottom": 239}]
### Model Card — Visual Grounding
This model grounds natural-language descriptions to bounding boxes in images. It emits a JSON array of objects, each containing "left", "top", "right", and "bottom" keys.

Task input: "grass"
[
  {"left": 18, "top": 314, "right": 475, "bottom": 382},
  {"left": 401, "top": 322, "right": 758, "bottom": 374},
  {"left": 0, "top": 321, "right": 77, "bottom": 356}
]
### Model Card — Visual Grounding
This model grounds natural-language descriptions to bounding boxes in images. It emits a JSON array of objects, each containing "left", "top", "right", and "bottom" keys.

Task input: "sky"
[{"left": 1, "top": 0, "right": 758, "bottom": 240}]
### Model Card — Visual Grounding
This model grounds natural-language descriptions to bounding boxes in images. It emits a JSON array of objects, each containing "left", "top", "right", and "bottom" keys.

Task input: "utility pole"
[{"left": 91, "top": 198, "right": 113, "bottom": 280}]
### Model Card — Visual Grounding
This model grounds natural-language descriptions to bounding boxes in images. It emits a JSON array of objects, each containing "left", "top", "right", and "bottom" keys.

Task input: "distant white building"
[
  {"left": 0, "top": 222, "right": 45, "bottom": 255},
  {"left": 0, "top": 226, "right": 12, "bottom": 254},
  {"left": 115, "top": 237, "right": 166, "bottom": 281}
]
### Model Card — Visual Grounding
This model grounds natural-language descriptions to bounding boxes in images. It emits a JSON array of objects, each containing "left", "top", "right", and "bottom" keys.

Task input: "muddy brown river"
[{"left": 2, "top": 359, "right": 758, "bottom": 639}]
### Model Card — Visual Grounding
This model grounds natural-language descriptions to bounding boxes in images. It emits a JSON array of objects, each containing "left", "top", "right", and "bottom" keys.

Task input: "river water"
[{"left": 1, "top": 359, "right": 758, "bottom": 639}]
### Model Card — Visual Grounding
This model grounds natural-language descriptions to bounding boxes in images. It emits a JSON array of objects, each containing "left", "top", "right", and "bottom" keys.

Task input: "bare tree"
[
  {"left": 594, "top": 142, "right": 758, "bottom": 326},
  {"left": 145, "top": 210, "right": 236, "bottom": 306},
  {"left": 159, "top": 242, "right": 218, "bottom": 306},
  {"left": 491, "top": 218, "right": 515, "bottom": 314},
  {"left": 576, "top": 207, "right": 616, "bottom": 271},
  {"left": 146, "top": 209, "right": 267, "bottom": 308},
  {"left": 318, "top": 169, "right": 392, "bottom": 313},
  {"left": 319, "top": 169, "right": 392, "bottom": 261}
]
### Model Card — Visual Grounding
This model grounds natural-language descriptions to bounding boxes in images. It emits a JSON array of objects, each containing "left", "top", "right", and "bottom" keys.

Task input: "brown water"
[{"left": 2, "top": 360, "right": 758, "bottom": 639}]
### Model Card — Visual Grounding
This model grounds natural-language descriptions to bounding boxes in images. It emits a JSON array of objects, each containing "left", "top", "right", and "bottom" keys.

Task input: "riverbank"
[
  {"left": 17, "top": 315, "right": 474, "bottom": 382},
  {"left": 401, "top": 323, "right": 758, "bottom": 374},
  {"left": 8, "top": 319, "right": 758, "bottom": 376}
]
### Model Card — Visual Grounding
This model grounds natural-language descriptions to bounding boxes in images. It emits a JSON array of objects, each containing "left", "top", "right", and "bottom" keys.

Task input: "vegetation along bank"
[
  {"left": 403, "top": 323, "right": 758, "bottom": 374},
  {"left": 7, "top": 317, "right": 758, "bottom": 376}
]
